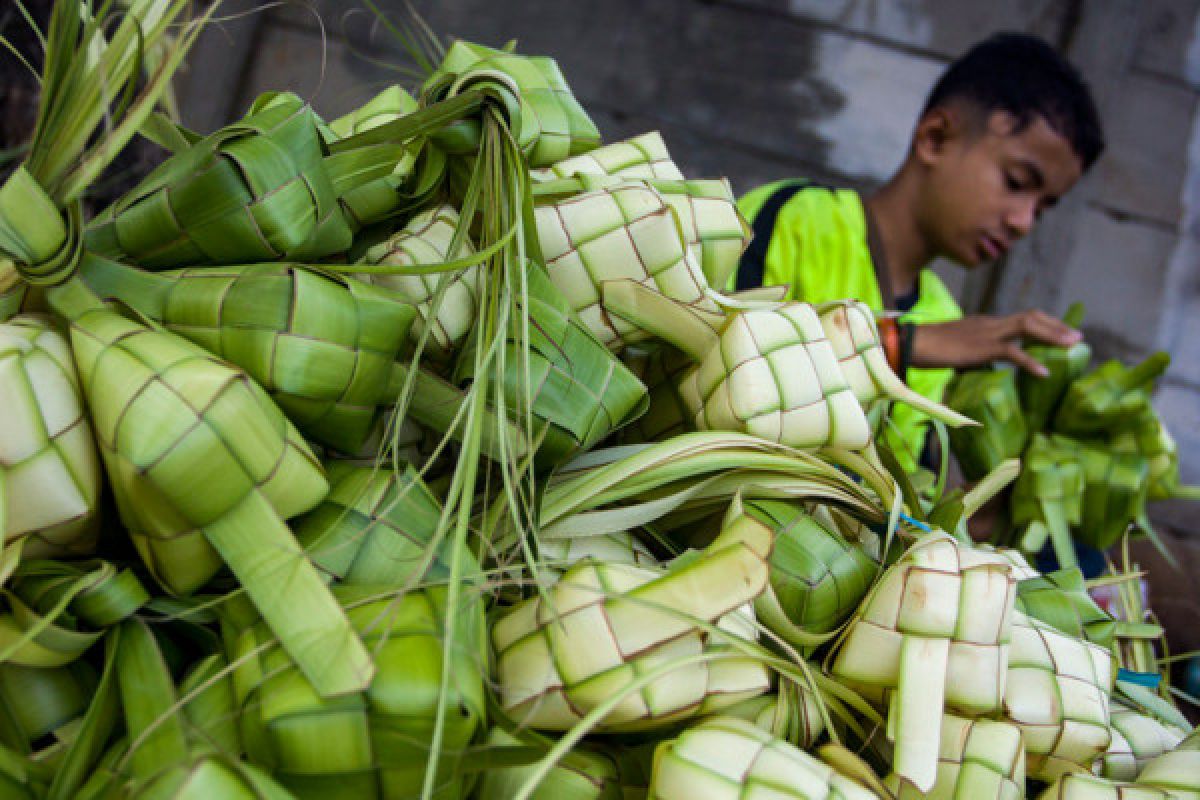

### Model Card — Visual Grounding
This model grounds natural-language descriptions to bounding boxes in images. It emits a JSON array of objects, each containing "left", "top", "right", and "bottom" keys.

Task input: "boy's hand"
[{"left": 909, "top": 310, "right": 1083, "bottom": 376}]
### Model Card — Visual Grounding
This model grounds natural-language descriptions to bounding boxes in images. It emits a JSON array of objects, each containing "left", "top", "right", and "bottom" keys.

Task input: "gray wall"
[{"left": 177, "top": 0, "right": 1200, "bottom": 532}]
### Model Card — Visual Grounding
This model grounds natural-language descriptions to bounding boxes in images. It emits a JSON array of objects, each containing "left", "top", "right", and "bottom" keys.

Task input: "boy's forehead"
[{"left": 983, "top": 110, "right": 1084, "bottom": 192}]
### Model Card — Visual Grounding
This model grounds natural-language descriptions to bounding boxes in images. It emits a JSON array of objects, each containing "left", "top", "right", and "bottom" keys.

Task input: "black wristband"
[{"left": 898, "top": 322, "right": 915, "bottom": 382}]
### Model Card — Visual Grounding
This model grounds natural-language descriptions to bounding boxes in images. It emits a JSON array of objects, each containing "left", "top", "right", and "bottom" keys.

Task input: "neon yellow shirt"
[{"left": 736, "top": 180, "right": 963, "bottom": 472}]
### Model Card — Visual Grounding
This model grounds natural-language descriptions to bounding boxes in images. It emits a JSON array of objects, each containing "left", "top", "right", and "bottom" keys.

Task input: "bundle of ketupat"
[
  {"left": 947, "top": 304, "right": 1196, "bottom": 566},
  {"left": 0, "top": 3, "right": 1194, "bottom": 800}
]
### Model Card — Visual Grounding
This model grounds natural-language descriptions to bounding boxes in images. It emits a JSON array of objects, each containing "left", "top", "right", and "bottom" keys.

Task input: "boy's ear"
[{"left": 912, "top": 106, "right": 961, "bottom": 165}]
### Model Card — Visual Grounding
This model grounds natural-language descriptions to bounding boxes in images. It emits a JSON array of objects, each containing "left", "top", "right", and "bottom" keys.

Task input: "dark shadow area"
[{"left": 236, "top": 0, "right": 842, "bottom": 198}]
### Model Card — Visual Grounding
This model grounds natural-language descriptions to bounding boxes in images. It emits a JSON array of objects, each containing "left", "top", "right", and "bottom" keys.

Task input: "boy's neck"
[{"left": 863, "top": 177, "right": 931, "bottom": 301}]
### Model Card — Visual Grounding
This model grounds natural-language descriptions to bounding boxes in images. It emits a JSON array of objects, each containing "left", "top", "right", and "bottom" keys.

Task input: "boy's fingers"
[
  {"left": 1012, "top": 310, "right": 1083, "bottom": 346},
  {"left": 1005, "top": 342, "right": 1050, "bottom": 377}
]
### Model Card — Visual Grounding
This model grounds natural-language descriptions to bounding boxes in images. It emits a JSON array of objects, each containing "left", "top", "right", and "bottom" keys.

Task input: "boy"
[{"left": 735, "top": 33, "right": 1104, "bottom": 470}]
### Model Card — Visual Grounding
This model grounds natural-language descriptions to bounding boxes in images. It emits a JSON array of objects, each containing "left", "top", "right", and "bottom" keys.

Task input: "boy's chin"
[{"left": 943, "top": 249, "right": 987, "bottom": 269}]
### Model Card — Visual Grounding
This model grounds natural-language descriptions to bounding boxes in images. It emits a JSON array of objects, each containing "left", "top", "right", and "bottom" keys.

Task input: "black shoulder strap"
[{"left": 735, "top": 180, "right": 827, "bottom": 290}]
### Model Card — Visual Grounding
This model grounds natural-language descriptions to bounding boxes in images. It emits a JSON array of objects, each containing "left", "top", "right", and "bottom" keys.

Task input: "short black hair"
[{"left": 922, "top": 32, "right": 1105, "bottom": 170}]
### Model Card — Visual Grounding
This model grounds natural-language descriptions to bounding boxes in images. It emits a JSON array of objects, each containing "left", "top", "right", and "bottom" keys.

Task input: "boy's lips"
[{"left": 979, "top": 234, "right": 1008, "bottom": 260}]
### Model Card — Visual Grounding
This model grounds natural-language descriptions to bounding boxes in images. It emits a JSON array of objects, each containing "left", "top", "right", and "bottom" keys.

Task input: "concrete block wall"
[{"left": 176, "top": 0, "right": 1200, "bottom": 534}]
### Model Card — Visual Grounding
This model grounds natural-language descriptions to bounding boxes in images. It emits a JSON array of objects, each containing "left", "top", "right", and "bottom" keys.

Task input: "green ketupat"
[
  {"left": 424, "top": 41, "right": 601, "bottom": 168},
  {"left": 945, "top": 368, "right": 1028, "bottom": 481},
  {"left": 87, "top": 95, "right": 359, "bottom": 268},
  {"left": 75, "top": 255, "right": 417, "bottom": 451},
  {"left": 230, "top": 585, "right": 487, "bottom": 800},
  {"left": 1053, "top": 354, "right": 1169, "bottom": 437},
  {"left": 292, "top": 462, "right": 441, "bottom": 586},
  {"left": 748, "top": 500, "right": 880, "bottom": 650},
  {"left": 64, "top": 299, "right": 321, "bottom": 590},
  {"left": 62, "top": 297, "right": 372, "bottom": 699}
]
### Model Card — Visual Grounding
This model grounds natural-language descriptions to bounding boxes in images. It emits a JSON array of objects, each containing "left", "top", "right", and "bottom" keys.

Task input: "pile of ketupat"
[{"left": 0, "top": 2, "right": 1195, "bottom": 799}]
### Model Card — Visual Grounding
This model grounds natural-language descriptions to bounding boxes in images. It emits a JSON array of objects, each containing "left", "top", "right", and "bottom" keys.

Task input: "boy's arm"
[{"left": 908, "top": 310, "right": 1082, "bottom": 376}]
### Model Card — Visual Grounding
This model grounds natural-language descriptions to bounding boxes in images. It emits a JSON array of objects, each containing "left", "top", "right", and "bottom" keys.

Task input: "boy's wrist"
[
  {"left": 878, "top": 317, "right": 901, "bottom": 374},
  {"left": 878, "top": 318, "right": 914, "bottom": 381}
]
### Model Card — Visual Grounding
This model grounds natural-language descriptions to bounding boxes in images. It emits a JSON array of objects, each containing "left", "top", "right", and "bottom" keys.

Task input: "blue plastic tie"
[
  {"left": 898, "top": 512, "right": 931, "bottom": 533},
  {"left": 1117, "top": 668, "right": 1162, "bottom": 689}
]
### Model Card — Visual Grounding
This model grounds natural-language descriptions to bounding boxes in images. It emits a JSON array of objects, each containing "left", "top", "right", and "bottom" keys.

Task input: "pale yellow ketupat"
[
  {"left": 0, "top": 315, "right": 102, "bottom": 559},
  {"left": 531, "top": 131, "right": 685, "bottom": 183},
  {"left": 830, "top": 532, "right": 1017, "bottom": 793},
  {"left": 885, "top": 714, "right": 1026, "bottom": 800},
  {"left": 1101, "top": 703, "right": 1188, "bottom": 781},
  {"left": 647, "top": 715, "right": 880, "bottom": 800},
  {"left": 535, "top": 177, "right": 720, "bottom": 350},
  {"left": 492, "top": 498, "right": 774, "bottom": 733},
  {"left": 358, "top": 204, "right": 479, "bottom": 359},
  {"left": 605, "top": 281, "right": 876, "bottom": 450},
  {"left": 1002, "top": 610, "right": 1114, "bottom": 782}
]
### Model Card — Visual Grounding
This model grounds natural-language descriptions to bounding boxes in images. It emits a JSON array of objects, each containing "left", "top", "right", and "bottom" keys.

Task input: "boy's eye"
[{"left": 1004, "top": 173, "right": 1024, "bottom": 191}]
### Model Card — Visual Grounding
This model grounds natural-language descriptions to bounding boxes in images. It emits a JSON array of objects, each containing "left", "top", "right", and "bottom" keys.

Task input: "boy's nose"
[{"left": 1005, "top": 198, "right": 1038, "bottom": 238}]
